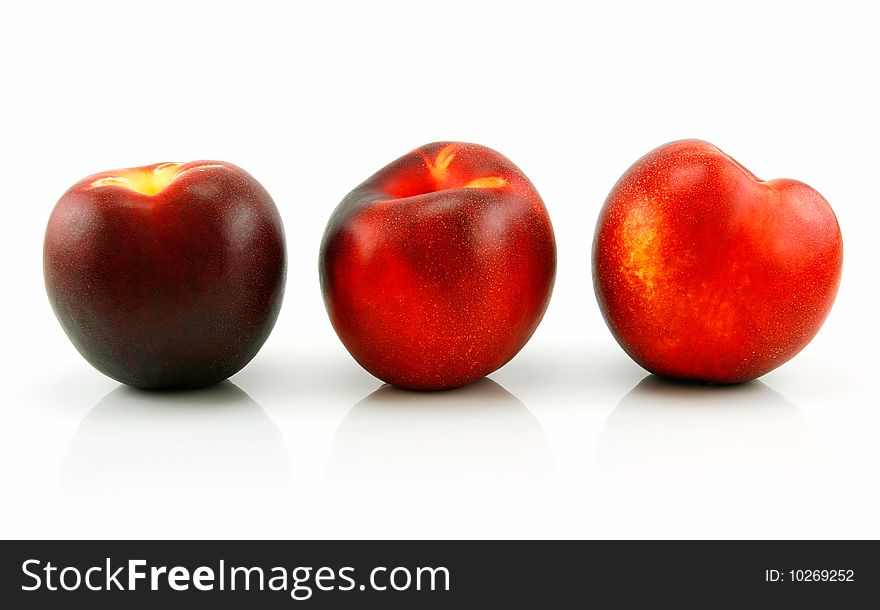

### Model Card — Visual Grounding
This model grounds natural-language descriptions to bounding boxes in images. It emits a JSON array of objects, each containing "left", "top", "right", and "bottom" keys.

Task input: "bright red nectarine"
[
  {"left": 320, "top": 142, "right": 556, "bottom": 390},
  {"left": 593, "top": 140, "right": 843, "bottom": 383}
]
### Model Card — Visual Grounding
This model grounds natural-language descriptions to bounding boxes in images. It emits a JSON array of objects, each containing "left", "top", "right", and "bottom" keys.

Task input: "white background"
[{"left": 1, "top": 0, "right": 878, "bottom": 539}]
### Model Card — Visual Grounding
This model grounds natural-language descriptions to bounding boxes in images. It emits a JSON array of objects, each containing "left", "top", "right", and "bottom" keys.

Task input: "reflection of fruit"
[
  {"left": 61, "top": 382, "right": 291, "bottom": 497},
  {"left": 596, "top": 376, "right": 818, "bottom": 481},
  {"left": 320, "top": 142, "right": 556, "bottom": 390},
  {"left": 593, "top": 140, "right": 843, "bottom": 383},
  {"left": 329, "top": 379, "right": 552, "bottom": 486},
  {"left": 44, "top": 161, "right": 286, "bottom": 388}
]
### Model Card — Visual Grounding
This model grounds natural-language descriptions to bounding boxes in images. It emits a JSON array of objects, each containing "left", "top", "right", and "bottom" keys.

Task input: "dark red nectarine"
[{"left": 44, "top": 161, "right": 286, "bottom": 388}]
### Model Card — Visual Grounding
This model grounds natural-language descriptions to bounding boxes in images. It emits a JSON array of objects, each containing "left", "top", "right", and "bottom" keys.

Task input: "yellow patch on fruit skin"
[
  {"left": 620, "top": 204, "right": 660, "bottom": 292},
  {"left": 463, "top": 176, "right": 506, "bottom": 189},
  {"left": 421, "top": 144, "right": 506, "bottom": 190},
  {"left": 90, "top": 162, "right": 184, "bottom": 196},
  {"left": 427, "top": 144, "right": 457, "bottom": 184}
]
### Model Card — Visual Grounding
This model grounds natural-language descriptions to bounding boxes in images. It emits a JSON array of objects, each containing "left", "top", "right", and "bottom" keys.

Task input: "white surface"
[{"left": 1, "top": 0, "right": 878, "bottom": 539}]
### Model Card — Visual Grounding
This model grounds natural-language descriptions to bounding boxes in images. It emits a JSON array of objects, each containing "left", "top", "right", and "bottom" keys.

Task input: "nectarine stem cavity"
[
  {"left": 717, "top": 147, "right": 762, "bottom": 182},
  {"left": 90, "top": 162, "right": 184, "bottom": 196},
  {"left": 419, "top": 144, "right": 507, "bottom": 191}
]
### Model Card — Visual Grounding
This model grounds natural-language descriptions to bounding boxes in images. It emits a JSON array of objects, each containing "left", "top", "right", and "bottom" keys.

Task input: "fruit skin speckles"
[
  {"left": 44, "top": 161, "right": 286, "bottom": 389},
  {"left": 593, "top": 139, "right": 843, "bottom": 383},
  {"left": 320, "top": 142, "right": 556, "bottom": 390}
]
